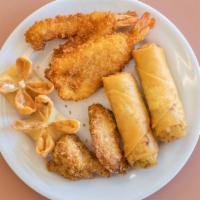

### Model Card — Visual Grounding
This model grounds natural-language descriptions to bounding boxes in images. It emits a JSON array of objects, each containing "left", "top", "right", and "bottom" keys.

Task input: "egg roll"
[
  {"left": 133, "top": 43, "right": 186, "bottom": 142},
  {"left": 103, "top": 72, "right": 158, "bottom": 168}
]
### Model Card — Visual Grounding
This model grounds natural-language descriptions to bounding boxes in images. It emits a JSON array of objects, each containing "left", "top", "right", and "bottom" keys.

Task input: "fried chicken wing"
[
  {"left": 89, "top": 104, "right": 127, "bottom": 173},
  {"left": 45, "top": 12, "right": 155, "bottom": 101},
  {"left": 25, "top": 11, "right": 137, "bottom": 50},
  {"left": 47, "top": 135, "right": 109, "bottom": 180}
]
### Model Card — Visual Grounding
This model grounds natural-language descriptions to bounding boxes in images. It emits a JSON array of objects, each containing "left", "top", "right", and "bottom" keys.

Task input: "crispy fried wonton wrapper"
[
  {"left": 0, "top": 56, "right": 54, "bottom": 115},
  {"left": 103, "top": 73, "right": 158, "bottom": 168},
  {"left": 133, "top": 44, "right": 186, "bottom": 142},
  {"left": 13, "top": 95, "right": 80, "bottom": 157}
]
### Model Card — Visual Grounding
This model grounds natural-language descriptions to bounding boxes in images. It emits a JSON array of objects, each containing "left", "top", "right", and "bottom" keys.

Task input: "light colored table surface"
[{"left": 0, "top": 1, "right": 199, "bottom": 200}]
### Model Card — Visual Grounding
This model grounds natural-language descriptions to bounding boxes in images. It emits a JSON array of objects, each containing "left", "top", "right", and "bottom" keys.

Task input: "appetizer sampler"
[
  {"left": 103, "top": 73, "right": 159, "bottom": 167},
  {"left": 45, "top": 12, "right": 155, "bottom": 100},
  {"left": 0, "top": 9, "right": 187, "bottom": 181},
  {"left": 133, "top": 44, "right": 186, "bottom": 142}
]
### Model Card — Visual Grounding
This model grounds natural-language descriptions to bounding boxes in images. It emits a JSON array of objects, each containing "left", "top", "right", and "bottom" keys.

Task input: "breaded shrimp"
[
  {"left": 89, "top": 104, "right": 127, "bottom": 173},
  {"left": 47, "top": 135, "right": 110, "bottom": 180},
  {"left": 45, "top": 12, "right": 155, "bottom": 101},
  {"left": 25, "top": 11, "right": 137, "bottom": 50}
]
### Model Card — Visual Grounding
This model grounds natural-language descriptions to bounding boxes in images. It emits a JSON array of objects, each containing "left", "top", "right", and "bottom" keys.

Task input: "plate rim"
[{"left": 0, "top": 0, "right": 200, "bottom": 199}]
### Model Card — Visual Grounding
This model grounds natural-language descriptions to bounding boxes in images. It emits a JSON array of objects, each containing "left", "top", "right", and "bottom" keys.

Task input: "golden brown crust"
[
  {"left": 25, "top": 14, "right": 97, "bottom": 50},
  {"left": 45, "top": 33, "right": 132, "bottom": 101},
  {"left": 47, "top": 135, "right": 110, "bottom": 180},
  {"left": 25, "top": 12, "right": 137, "bottom": 50},
  {"left": 45, "top": 12, "right": 155, "bottom": 101},
  {"left": 88, "top": 104, "right": 128, "bottom": 173}
]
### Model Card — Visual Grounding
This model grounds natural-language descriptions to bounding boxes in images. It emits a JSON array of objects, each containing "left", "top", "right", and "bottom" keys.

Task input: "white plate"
[{"left": 0, "top": 0, "right": 199, "bottom": 199}]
